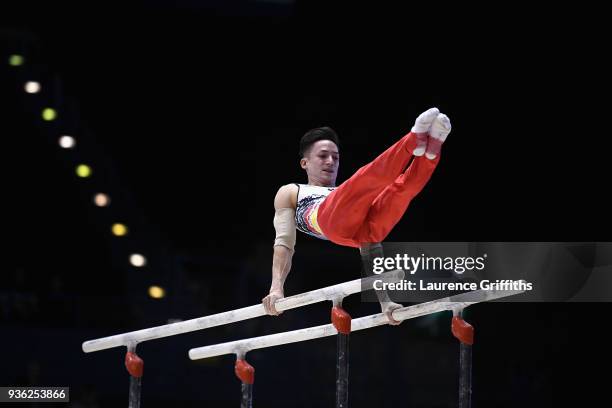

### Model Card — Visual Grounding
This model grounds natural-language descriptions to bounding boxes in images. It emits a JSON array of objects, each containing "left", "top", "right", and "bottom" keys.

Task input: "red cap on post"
[
  {"left": 451, "top": 316, "right": 474, "bottom": 345},
  {"left": 331, "top": 306, "right": 352, "bottom": 335},
  {"left": 235, "top": 359, "right": 255, "bottom": 384},
  {"left": 125, "top": 351, "right": 144, "bottom": 378}
]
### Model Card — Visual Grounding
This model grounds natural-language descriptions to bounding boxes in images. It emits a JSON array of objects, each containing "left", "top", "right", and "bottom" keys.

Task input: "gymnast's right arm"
[{"left": 262, "top": 184, "right": 297, "bottom": 316}]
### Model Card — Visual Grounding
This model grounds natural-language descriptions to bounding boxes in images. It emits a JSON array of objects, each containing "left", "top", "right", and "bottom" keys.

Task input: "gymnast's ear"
[{"left": 300, "top": 157, "right": 308, "bottom": 169}]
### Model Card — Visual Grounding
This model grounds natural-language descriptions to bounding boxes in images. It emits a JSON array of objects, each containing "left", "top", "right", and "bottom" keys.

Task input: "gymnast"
[{"left": 262, "top": 108, "right": 452, "bottom": 324}]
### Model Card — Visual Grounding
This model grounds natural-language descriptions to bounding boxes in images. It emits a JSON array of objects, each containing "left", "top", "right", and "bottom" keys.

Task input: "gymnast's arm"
[{"left": 262, "top": 184, "right": 298, "bottom": 316}]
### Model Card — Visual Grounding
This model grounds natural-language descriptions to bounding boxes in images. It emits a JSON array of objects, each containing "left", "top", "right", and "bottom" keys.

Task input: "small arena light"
[
  {"left": 25, "top": 81, "right": 41, "bottom": 93},
  {"left": 93, "top": 193, "right": 110, "bottom": 207},
  {"left": 42, "top": 108, "right": 57, "bottom": 121},
  {"left": 76, "top": 164, "right": 92, "bottom": 178},
  {"left": 111, "top": 223, "right": 128, "bottom": 237},
  {"left": 9, "top": 55, "right": 24, "bottom": 66},
  {"left": 130, "top": 254, "right": 147, "bottom": 267},
  {"left": 59, "top": 135, "right": 76, "bottom": 149},
  {"left": 148, "top": 286, "right": 166, "bottom": 299}
]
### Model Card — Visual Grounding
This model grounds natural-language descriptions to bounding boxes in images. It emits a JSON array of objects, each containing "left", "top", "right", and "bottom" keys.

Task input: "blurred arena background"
[{"left": 1, "top": 1, "right": 609, "bottom": 407}]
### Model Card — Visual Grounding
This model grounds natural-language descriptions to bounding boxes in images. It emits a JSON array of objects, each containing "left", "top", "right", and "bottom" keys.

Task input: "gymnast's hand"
[
  {"left": 262, "top": 289, "right": 285, "bottom": 316},
  {"left": 381, "top": 301, "right": 403, "bottom": 326}
]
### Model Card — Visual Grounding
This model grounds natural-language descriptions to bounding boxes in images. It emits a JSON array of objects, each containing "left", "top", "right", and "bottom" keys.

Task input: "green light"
[
  {"left": 42, "top": 108, "right": 57, "bottom": 121},
  {"left": 9, "top": 54, "right": 24, "bottom": 66},
  {"left": 76, "top": 164, "right": 92, "bottom": 178}
]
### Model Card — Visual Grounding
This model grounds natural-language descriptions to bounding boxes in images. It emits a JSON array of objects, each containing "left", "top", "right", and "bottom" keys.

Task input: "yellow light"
[
  {"left": 94, "top": 193, "right": 110, "bottom": 207},
  {"left": 130, "top": 254, "right": 147, "bottom": 267},
  {"left": 25, "top": 81, "right": 41, "bottom": 93},
  {"left": 42, "top": 108, "right": 57, "bottom": 121},
  {"left": 112, "top": 223, "right": 128, "bottom": 237},
  {"left": 9, "top": 54, "right": 24, "bottom": 66},
  {"left": 76, "top": 164, "right": 92, "bottom": 178},
  {"left": 148, "top": 286, "right": 166, "bottom": 299}
]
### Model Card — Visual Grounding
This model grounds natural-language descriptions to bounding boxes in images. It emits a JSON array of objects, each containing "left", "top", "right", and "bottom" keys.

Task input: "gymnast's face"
[{"left": 300, "top": 140, "right": 339, "bottom": 187}]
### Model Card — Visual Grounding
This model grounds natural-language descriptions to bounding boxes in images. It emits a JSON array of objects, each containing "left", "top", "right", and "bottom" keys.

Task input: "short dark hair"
[{"left": 299, "top": 126, "right": 340, "bottom": 158}]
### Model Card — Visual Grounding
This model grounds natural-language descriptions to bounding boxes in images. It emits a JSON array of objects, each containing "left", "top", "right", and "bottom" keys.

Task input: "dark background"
[{"left": 1, "top": 1, "right": 609, "bottom": 407}]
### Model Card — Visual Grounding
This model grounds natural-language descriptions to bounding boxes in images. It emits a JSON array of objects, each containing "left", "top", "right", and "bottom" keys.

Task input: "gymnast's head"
[{"left": 299, "top": 126, "right": 340, "bottom": 187}]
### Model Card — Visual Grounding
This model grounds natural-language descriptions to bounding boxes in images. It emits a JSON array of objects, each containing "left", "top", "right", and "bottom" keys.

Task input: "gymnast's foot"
[
  {"left": 381, "top": 301, "right": 403, "bottom": 325},
  {"left": 426, "top": 113, "right": 452, "bottom": 160},
  {"left": 411, "top": 107, "right": 440, "bottom": 156}
]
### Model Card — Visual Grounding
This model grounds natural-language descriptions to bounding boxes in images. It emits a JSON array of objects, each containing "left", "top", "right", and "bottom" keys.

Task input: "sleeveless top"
[{"left": 295, "top": 183, "right": 335, "bottom": 240}]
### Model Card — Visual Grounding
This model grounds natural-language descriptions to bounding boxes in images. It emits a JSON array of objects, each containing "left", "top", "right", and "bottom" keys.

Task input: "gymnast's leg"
[{"left": 318, "top": 108, "right": 440, "bottom": 247}]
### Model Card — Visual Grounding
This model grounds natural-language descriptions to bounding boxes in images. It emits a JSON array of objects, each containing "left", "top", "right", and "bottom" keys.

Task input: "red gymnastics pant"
[{"left": 317, "top": 132, "right": 441, "bottom": 248}]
